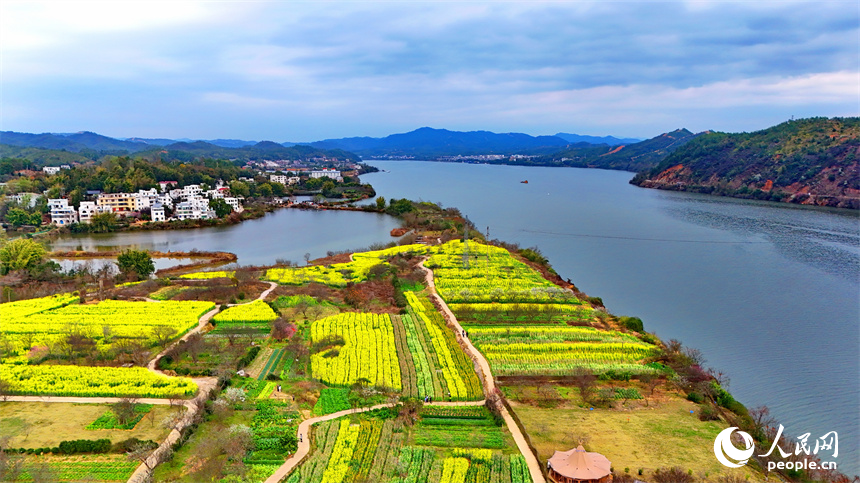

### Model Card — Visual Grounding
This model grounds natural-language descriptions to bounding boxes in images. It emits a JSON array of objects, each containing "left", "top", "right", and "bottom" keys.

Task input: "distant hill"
[
  {"left": 0, "top": 131, "right": 154, "bottom": 153},
  {"left": 535, "top": 128, "right": 701, "bottom": 172},
  {"left": 156, "top": 140, "right": 360, "bottom": 163},
  {"left": 0, "top": 131, "right": 359, "bottom": 164},
  {"left": 554, "top": 132, "right": 641, "bottom": 146},
  {"left": 0, "top": 144, "right": 94, "bottom": 165},
  {"left": 307, "top": 127, "right": 573, "bottom": 157},
  {"left": 630, "top": 117, "right": 860, "bottom": 209}
]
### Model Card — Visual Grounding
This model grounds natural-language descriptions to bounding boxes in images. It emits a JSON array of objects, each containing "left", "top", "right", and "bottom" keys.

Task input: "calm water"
[
  {"left": 364, "top": 161, "right": 860, "bottom": 475},
  {"left": 51, "top": 209, "right": 402, "bottom": 266}
]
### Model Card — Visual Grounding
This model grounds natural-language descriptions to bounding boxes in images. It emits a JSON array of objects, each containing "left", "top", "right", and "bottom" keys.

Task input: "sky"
[{"left": 1, "top": 1, "right": 858, "bottom": 142}]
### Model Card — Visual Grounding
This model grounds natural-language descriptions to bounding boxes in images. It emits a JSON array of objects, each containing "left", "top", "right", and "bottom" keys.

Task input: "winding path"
[
  {"left": 418, "top": 259, "right": 546, "bottom": 483},
  {"left": 263, "top": 398, "right": 490, "bottom": 483}
]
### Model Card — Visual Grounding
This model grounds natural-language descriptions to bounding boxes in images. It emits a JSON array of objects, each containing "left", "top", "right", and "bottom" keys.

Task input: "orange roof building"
[{"left": 547, "top": 445, "right": 613, "bottom": 483}]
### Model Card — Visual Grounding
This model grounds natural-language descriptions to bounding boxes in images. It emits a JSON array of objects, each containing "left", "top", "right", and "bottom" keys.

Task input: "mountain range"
[{"left": 0, "top": 128, "right": 640, "bottom": 159}]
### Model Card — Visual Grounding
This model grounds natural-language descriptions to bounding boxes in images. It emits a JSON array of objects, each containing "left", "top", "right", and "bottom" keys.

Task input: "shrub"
[
  {"left": 686, "top": 392, "right": 704, "bottom": 404},
  {"left": 653, "top": 467, "right": 695, "bottom": 483},
  {"left": 237, "top": 346, "right": 261, "bottom": 369},
  {"left": 57, "top": 439, "right": 112, "bottom": 454},
  {"left": 620, "top": 316, "right": 644, "bottom": 332},
  {"left": 698, "top": 405, "right": 721, "bottom": 421},
  {"left": 113, "top": 438, "right": 157, "bottom": 453}
]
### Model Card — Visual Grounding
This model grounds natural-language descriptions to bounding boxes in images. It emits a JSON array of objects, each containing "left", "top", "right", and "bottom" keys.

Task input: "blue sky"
[{"left": 1, "top": 1, "right": 858, "bottom": 142}]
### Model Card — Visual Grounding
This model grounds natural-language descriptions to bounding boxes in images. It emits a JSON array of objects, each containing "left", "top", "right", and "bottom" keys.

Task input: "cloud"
[{"left": 0, "top": 1, "right": 856, "bottom": 139}]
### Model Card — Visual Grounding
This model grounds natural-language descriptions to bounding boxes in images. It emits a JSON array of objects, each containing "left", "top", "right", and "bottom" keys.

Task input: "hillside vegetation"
[
  {"left": 631, "top": 117, "right": 860, "bottom": 209},
  {"left": 542, "top": 128, "right": 700, "bottom": 172}
]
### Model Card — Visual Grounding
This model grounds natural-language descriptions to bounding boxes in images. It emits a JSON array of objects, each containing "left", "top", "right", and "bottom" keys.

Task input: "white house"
[
  {"left": 309, "top": 169, "right": 342, "bottom": 181},
  {"left": 9, "top": 193, "right": 42, "bottom": 208},
  {"left": 135, "top": 189, "right": 160, "bottom": 210},
  {"left": 223, "top": 197, "right": 244, "bottom": 213},
  {"left": 42, "top": 166, "right": 61, "bottom": 175},
  {"left": 78, "top": 201, "right": 100, "bottom": 224},
  {"left": 158, "top": 181, "right": 178, "bottom": 192},
  {"left": 48, "top": 199, "right": 78, "bottom": 225},
  {"left": 151, "top": 203, "right": 166, "bottom": 222},
  {"left": 174, "top": 199, "right": 215, "bottom": 221},
  {"left": 270, "top": 174, "right": 300, "bottom": 186}
]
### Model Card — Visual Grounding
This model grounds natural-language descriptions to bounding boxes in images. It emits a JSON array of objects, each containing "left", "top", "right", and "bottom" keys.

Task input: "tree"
[
  {"left": 127, "top": 441, "right": 157, "bottom": 470},
  {"left": 0, "top": 238, "right": 47, "bottom": 275},
  {"left": 257, "top": 183, "right": 273, "bottom": 198},
  {"left": 89, "top": 212, "right": 118, "bottom": 233},
  {"left": 209, "top": 198, "right": 233, "bottom": 218},
  {"left": 271, "top": 319, "right": 296, "bottom": 340},
  {"left": 375, "top": 196, "right": 386, "bottom": 210},
  {"left": 4, "top": 208, "right": 40, "bottom": 227},
  {"left": 229, "top": 180, "right": 250, "bottom": 198},
  {"left": 117, "top": 249, "right": 155, "bottom": 279},
  {"left": 112, "top": 397, "right": 140, "bottom": 426}
]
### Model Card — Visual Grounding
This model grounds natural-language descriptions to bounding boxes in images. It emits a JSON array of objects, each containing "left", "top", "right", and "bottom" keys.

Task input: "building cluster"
[
  {"left": 269, "top": 168, "right": 344, "bottom": 185},
  {"left": 47, "top": 182, "right": 243, "bottom": 226}
]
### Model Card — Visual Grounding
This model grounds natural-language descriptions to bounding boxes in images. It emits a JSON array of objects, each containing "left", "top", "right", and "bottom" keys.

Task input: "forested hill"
[
  {"left": 538, "top": 128, "right": 700, "bottom": 172},
  {"left": 630, "top": 117, "right": 860, "bottom": 209}
]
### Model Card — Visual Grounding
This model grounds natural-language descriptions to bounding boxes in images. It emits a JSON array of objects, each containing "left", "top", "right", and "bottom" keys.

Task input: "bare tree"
[
  {"left": 749, "top": 405, "right": 776, "bottom": 440},
  {"left": 27, "top": 461, "right": 56, "bottom": 483},
  {"left": 0, "top": 436, "right": 25, "bottom": 482},
  {"left": 145, "top": 408, "right": 157, "bottom": 428},
  {"left": 186, "top": 333, "right": 205, "bottom": 363},
  {"left": 130, "top": 343, "right": 151, "bottom": 366},
  {"left": 127, "top": 441, "right": 157, "bottom": 470},
  {"left": 112, "top": 397, "right": 140, "bottom": 426},
  {"left": 573, "top": 372, "right": 597, "bottom": 403},
  {"left": 151, "top": 326, "right": 178, "bottom": 347},
  {"left": 0, "top": 379, "right": 11, "bottom": 402}
]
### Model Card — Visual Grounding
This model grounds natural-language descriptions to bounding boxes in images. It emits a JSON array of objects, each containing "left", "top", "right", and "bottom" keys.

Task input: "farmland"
[
  {"left": 212, "top": 299, "right": 278, "bottom": 328},
  {"left": 0, "top": 296, "right": 214, "bottom": 359},
  {"left": 310, "top": 312, "right": 402, "bottom": 390},
  {"left": 0, "top": 365, "right": 197, "bottom": 398},
  {"left": 283, "top": 406, "right": 531, "bottom": 483}
]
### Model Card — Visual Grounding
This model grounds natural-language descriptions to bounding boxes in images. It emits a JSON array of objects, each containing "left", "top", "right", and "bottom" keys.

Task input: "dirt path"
[
  {"left": 264, "top": 398, "right": 488, "bottom": 483},
  {"left": 263, "top": 403, "right": 397, "bottom": 483},
  {"left": 418, "top": 259, "right": 546, "bottom": 483},
  {"left": 225, "top": 281, "right": 279, "bottom": 307},
  {"left": 147, "top": 306, "right": 219, "bottom": 372}
]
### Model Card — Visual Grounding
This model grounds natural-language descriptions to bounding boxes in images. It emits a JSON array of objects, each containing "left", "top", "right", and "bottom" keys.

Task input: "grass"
[
  {"left": 0, "top": 402, "right": 172, "bottom": 449},
  {"left": 511, "top": 396, "right": 759, "bottom": 479}
]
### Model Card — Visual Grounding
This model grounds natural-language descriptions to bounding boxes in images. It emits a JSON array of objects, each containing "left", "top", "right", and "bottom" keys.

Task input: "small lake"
[
  {"left": 51, "top": 209, "right": 403, "bottom": 267},
  {"left": 52, "top": 257, "right": 197, "bottom": 273}
]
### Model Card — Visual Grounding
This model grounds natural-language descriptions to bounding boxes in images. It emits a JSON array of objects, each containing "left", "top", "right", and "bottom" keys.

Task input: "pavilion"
[{"left": 547, "top": 444, "right": 613, "bottom": 483}]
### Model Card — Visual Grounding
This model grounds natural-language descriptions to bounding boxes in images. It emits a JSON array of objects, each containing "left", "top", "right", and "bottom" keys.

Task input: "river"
[{"left": 53, "top": 161, "right": 859, "bottom": 474}]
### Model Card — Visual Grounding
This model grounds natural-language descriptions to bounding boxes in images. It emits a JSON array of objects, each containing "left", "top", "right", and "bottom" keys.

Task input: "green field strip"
[{"left": 257, "top": 347, "right": 285, "bottom": 380}]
